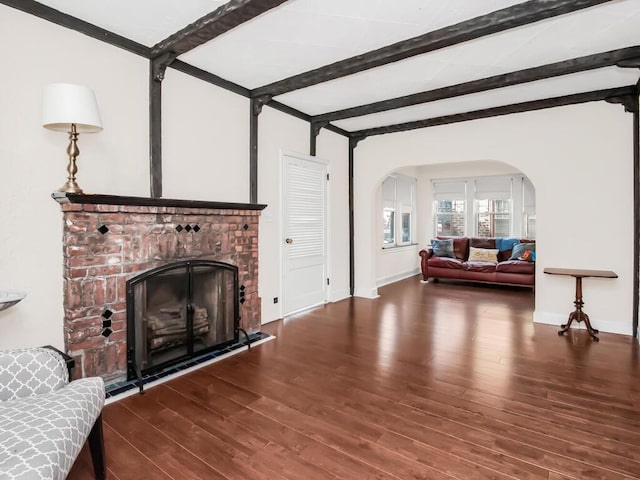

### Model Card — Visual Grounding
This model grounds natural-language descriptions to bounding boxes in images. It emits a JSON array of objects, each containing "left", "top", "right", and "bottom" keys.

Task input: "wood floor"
[{"left": 69, "top": 277, "right": 640, "bottom": 480}]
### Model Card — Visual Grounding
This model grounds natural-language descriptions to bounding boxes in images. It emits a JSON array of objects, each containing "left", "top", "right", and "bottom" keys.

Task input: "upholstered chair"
[{"left": 0, "top": 347, "right": 106, "bottom": 479}]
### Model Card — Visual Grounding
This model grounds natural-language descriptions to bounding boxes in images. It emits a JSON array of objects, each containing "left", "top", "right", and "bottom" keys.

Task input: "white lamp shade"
[{"left": 42, "top": 83, "right": 103, "bottom": 133}]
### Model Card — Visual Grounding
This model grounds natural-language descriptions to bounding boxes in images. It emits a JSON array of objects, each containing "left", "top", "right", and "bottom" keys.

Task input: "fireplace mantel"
[
  {"left": 52, "top": 192, "right": 267, "bottom": 211},
  {"left": 53, "top": 192, "right": 264, "bottom": 382}
]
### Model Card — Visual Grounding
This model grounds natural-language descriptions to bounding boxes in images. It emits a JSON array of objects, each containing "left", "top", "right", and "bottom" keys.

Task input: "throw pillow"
[
  {"left": 468, "top": 246, "right": 499, "bottom": 263},
  {"left": 509, "top": 242, "right": 535, "bottom": 261},
  {"left": 431, "top": 239, "right": 454, "bottom": 258},
  {"left": 496, "top": 237, "right": 520, "bottom": 252}
]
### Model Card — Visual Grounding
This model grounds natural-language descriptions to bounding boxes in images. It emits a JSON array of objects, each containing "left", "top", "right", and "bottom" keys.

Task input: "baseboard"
[
  {"left": 376, "top": 268, "right": 420, "bottom": 288},
  {"left": 354, "top": 287, "right": 379, "bottom": 299},
  {"left": 533, "top": 310, "right": 633, "bottom": 336}
]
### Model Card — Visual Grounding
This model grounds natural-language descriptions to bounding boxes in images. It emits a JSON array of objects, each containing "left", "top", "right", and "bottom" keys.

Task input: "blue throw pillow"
[
  {"left": 509, "top": 242, "right": 535, "bottom": 261},
  {"left": 431, "top": 239, "right": 454, "bottom": 258},
  {"left": 496, "top": 237, "right": 520, "bottom": 252}
]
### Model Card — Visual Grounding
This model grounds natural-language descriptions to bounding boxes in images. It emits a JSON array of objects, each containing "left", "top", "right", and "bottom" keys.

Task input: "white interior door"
[{"left": 282, "top": 153, "right": 328, "bottom": 315}]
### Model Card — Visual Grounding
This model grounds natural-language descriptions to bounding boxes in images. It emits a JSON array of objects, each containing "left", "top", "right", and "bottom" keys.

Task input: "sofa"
[
  {"left": 419, "top": 236, "right": 535, "bottom": 288},
  {"left": 0, "top": 347, "right": 106, "bottom": 479}
]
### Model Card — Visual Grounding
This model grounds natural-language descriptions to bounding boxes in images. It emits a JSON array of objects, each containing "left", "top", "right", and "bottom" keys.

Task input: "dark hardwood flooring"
[{"left": 69, "top": 277, "right": 640, "bottom": 479}]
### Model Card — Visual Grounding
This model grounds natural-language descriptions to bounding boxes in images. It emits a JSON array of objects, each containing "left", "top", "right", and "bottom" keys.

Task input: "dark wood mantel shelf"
[{"left": 52, "top": 192, "right": 267, "bottom": 211}]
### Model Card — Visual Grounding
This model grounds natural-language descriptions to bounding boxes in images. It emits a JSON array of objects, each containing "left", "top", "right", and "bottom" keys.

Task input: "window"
[
  {"left": 432, "top": 175, "right": 534, "bottom": 239},
  {"left": 474, "top": 176, "right": 512, "bottom": 237},
  {"left": 432, "top": 180, "right": 466, "bottom": 237},
  {"left": 382, "top": 174, "right": 416, "bottom": 247},
  {"left": 523, "top": 177, "right": 536, "bottom": 239},
  {"left": 476, "top": 199, "right": 511, "bottom": 237},
  {"left": 434, "top": 200, "right": 465, "bottom": 236},
  {"left": 525, "top": 214, "right": 536, "bottom": 239}
]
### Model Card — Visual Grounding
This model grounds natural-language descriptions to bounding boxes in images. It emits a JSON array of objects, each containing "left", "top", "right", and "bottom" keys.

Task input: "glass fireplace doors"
[{"left": 126, "top": 260, "right": 239, "bottom": 381}]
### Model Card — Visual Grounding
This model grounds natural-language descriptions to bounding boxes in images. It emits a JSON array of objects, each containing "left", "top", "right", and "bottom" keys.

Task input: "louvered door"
[{"left": 282, "top": 153, "right": 328, "bottom": 315}]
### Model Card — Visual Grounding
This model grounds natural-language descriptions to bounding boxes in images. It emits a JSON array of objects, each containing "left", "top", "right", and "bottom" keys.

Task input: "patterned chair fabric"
[{"left": 0, "top": 348, "right": 105, "bottom": 480}]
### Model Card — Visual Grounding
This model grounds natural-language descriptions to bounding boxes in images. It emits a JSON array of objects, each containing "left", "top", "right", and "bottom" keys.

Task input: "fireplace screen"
[{"left": 126, "top": 260, "right": 239, "bottom": 380}]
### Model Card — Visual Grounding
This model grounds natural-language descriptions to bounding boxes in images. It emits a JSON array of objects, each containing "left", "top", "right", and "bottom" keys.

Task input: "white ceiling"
[{"left": 26, "top": 0, "right": 640, "bottom": 133}]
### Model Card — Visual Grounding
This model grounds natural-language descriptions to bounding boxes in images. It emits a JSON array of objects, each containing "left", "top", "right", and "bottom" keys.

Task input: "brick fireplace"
[{"left": 53, "top": 193, "right": 265, "bottom": 383}]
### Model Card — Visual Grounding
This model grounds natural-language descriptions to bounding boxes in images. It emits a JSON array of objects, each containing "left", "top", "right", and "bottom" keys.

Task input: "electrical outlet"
[{"left": 273, "top": 297, "right": 278, "bottom": 304}]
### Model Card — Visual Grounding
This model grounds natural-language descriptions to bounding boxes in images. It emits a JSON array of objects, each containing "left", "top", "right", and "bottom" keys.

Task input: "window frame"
[
  {"left": 432, "top": 174, "right": 535, "bottom": 240},
  {"left": 434, "top": 199, "right": 466, "bottom": 237},
  {"left": 382, "top": 174, "right": 417, "bottom": 249}
]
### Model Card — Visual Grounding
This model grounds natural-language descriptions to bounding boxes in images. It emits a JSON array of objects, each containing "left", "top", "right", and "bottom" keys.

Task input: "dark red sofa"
[{"left": 419, "top": 236, "right": 535, "bottom": 288}]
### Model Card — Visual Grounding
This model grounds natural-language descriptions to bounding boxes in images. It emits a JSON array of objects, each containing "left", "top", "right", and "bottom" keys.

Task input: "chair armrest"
[
  {"left": 0, "top": 347, "right": 69, "bottom": 402},
  {"left": 43, "top": 345, "right": 75, "bottom": 382},
  {"left": 418, "top": 249, "right": 434, "bottom": 281},
  {"left": 419, "top": 248, "right": 434, "bottom": 259}
]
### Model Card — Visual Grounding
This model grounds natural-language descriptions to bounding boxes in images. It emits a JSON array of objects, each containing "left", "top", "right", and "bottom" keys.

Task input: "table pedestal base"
[
  {"left": 558, "top": 310, "right": 599, "bottom": 341},
  {"left": 544, "top": 267, "right": 617, "bottom": 342},
  {"left": 556, "top": 276, "right": 599, "bottom": 341}
]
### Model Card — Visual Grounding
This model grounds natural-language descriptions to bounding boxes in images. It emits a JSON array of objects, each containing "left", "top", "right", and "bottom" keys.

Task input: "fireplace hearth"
[{"left": 127, "top": 260, "right": 239, "bottom": 382}]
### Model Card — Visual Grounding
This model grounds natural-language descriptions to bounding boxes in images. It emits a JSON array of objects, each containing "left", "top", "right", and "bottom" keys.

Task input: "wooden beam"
[
  {"left": 309, "top": 122, "right": 327, "bottom": 156},
  {"left": 633, "top": 98, "right": 640, "bottom": 338},
  {"left": 0, "top": 0, "right": 351, "bottom": 140},
  {"left": 149, "top": 56, "right": 173, "bottom": 199},
  {"left": 352, "top": 86, "right": 636, "bottom": 137},
  {"left": 171, "top": 60, "right": 251, "bottom": 97},
  {"left": 348, "top": 138, "right": 356, "bottom": 296},
  {"left": 249, "top": 98, "right": 264, "bottom": 204},
  {"left": 0, "top": 0, "right": 151, "bottom": 57},
  {"left": 151, "top": 0, "right": 288, "bottom": 57},
  {"left": 313, "top": 47, "right": 640, "bottom": 123},
  {"left": 252, "top": 0, "right": 612, "bottom": 98},
  {"left": 168, "top": 61, "right": 350, "bottom": 137},
  {"left": 347, "top": 134, "right": 365, "bottom": 297}
]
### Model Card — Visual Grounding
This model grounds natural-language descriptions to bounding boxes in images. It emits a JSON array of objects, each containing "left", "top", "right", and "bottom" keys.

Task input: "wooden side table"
[{"left": 543, "top": 267, "right": 618, "bottom": 341}]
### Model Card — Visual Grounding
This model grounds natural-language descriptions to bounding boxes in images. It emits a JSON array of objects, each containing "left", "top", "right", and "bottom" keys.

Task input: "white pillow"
[{"left": 468, "top": 246, "right": 499, "bottom": 263}]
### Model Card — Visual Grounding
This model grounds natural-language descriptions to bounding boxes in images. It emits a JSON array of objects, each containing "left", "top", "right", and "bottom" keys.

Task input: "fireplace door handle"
[{"left": 285, "top": 238, "right": 293, "bottom": 244}]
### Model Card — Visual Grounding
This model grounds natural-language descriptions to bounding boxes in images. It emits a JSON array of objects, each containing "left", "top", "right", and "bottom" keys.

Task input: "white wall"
[
  {"left": 258, "top": 108, "right": 350, "bottom": 323},
  {"left": 317, "top": 129, "right": 351, "bottom": 302},
  {"left": 0, "top": 5, "right": 149, "bottom": 349},
  {"left": 0, "top": 6, "right": 353, "bottom": 347},
  {"left": 162, "top": 69, "right": 250, "bottom": 202},
  {"left": 354, "top": 103, "right": 634, "bottom": 335},
  {"left": 376, "top": 166, "right": 421, "bottom": 288}
]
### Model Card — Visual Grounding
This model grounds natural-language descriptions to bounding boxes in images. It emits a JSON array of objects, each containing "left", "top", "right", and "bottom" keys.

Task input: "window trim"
[
  {"left": 382, "top": 174, "right": 417, "bottom": 249},
  {"left": 432, "top": 174, "right": 535, "bottom": 239}
]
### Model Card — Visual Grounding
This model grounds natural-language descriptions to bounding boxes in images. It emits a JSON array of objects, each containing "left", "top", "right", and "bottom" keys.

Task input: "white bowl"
[{"left": 0, "top": 291, "right": 27, "bottom": 312}]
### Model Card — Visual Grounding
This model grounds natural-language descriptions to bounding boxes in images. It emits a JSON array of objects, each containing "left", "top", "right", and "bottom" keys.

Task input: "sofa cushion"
[
  {"left": 468, "top": 247, "right": 499, "bottom": 263},
  {"left": 470, "top": 237, "right": 496, "bottom": 249},
  {"left": 431, "top": 239, "right": 454, "bottom": 258},
  {"left": 428, "top": 256, "right": 465, "bottom": 269},
  {"left": 464, "top": 261, "right": 497, "bottom": 273},
  {"left": 436, "top": 236, "right": 468, "bottom": 260},
  {"left": 509, "top": 242, "right": 536, "bottom": 261},
  {"left": 498, "top": 249, "right": 512, "bottom": 262},
  {"left": 496, "top": 260, "right": 535, "bottom": 274}
]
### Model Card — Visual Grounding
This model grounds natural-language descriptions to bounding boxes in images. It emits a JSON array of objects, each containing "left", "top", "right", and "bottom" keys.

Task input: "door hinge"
[{"left": 327, "top": 278, "right": 330, "bottom": 285}]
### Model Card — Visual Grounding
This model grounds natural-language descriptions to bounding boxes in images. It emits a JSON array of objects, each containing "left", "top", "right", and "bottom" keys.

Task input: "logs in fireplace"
[
  {"left": 147, "top": 305, "right": 209, "bottom": 352},
  {"left": 126, "top": 260, "right": 239, "bottom": 383}
]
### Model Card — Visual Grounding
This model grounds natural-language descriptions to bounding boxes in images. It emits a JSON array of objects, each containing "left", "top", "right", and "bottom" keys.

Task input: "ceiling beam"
[
  {"left": 352, "top": 86, "right": 636, "bottom": 137},
  {"left": 168, "top": 61, "right": 349, "bottom": 137},
  {"left": 151, "top": 0, "right": 288, "bottom": 58},
  {"left": 313, "top": 46, "right": 640, "bottom": 123},
  {"left": 252, "top": 0, "right": 613, "bottom": 99},
  {"left": 0, "top": 0, "right": 151, "bottom": 57}
]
